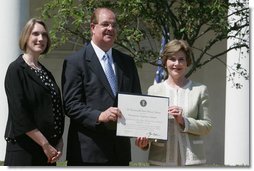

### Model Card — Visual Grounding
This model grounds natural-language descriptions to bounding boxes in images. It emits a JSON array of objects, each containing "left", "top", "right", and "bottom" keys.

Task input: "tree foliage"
[{"left": 40, "top": 0, "right": 249, "bottom": 88}]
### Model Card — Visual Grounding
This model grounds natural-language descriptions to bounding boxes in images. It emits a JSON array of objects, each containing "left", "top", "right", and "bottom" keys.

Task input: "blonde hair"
[{"left": 19, "top": 18, "right": 51, "bottom": 54}]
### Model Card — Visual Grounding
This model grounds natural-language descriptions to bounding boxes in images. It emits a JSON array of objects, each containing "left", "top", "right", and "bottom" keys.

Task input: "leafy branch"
[{"left": 40, "top": 0, "right": 249, "bottom": 88}]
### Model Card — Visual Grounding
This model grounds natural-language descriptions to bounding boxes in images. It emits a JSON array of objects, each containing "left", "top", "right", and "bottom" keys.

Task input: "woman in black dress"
[{"left": 4, "top": 18, "right": 65, "bottom": 166}]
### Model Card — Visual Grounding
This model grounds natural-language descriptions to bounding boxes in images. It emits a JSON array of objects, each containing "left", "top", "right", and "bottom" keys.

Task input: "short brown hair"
[
  {"left": 161, "top": 39, "right": 192, "bottom": 78},
  {"left": 19, "top": 18, "right": 51, "bottom": 54},
  {"left": 162, "top": 39, "right": 192, "bottom": 67},
  {"left": 90, "top": 7, "right": 115, "bottom": 24}
]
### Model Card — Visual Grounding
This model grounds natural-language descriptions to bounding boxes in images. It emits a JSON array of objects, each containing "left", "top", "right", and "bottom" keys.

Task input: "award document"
[{"left": 117, "top": 93, "right": 169, "bottom": 140}]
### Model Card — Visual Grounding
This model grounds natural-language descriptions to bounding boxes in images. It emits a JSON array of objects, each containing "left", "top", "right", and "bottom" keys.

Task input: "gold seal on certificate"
[{"left": 117, "top": 93, "right": 169, "bottom": 140}]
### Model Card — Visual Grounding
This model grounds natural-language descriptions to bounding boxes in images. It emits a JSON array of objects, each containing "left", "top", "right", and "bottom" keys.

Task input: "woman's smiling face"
[
  {"left": 26, "top": 23, "right": 48, "bottom": 55},
  {"left": 166, "top": 50, "right": 188, "bottom": 79}
]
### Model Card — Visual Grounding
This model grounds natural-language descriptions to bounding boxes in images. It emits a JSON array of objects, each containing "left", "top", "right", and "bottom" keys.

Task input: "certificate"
[{"left": 116, "top": 93, "right": 169, "bottom": 140}]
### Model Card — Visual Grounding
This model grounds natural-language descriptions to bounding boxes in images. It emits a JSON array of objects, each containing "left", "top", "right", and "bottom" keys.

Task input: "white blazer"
[{"left": 147, "top": 80, "right": 212, "bottom": 166}]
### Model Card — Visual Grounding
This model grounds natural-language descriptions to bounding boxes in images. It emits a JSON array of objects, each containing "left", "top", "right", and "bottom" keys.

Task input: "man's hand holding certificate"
[{"left": 117, "top": 93, "right": 169, "bottom": 140}]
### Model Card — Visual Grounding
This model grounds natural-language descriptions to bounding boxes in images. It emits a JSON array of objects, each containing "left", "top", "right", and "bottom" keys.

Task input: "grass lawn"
[
  {"left": 0, "top": 161, "right": 67, "bottom": 166},
  {"left": 1, "top": 161, "right": 149, "bottom": 166},
  {"left": 57, "top": 161, "right": 150, "bottom": 166}
]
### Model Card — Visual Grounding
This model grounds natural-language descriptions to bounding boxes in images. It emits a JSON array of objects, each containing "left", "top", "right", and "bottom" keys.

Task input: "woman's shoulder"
[
  {"left": 148, "top": 81, "right": 165, "bottom": 89},
  {"left": 5, "top": 56, "right": 26, "bottom": 83},
  {"left": 190, "top": 80, "right": 207, "bottom": 88},
  {"left": 7, "top": 55, "right": 24, "bottom": 70},
  {"left": 148, "top": 81, "right": 167, "bottom": 95},
  {"left": 189, "top": 80, "right": 208, "bottom": 94}
]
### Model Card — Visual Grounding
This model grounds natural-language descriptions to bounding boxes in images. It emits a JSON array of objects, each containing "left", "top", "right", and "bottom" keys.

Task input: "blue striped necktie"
[{"left": 103, "top": 53, "right": 117, "bottom": 96}]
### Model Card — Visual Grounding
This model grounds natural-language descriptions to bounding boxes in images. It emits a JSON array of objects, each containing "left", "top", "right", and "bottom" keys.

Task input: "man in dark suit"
[{"left": 61, "top": 7, "right": 142, "bottom": 166}]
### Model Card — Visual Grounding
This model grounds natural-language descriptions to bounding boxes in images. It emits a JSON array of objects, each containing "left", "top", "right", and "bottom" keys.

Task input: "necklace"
[
  {"left": 29, "top": 64, "right": 42, "bottom": 70},
  {"left": 23, "top": 55, "right": 42, "bottom": 70}
]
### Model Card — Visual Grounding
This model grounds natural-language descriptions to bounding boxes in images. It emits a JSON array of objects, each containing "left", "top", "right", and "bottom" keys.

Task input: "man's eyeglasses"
[{"left": 95, "top": 22, "right": 117, "bottom": 29}]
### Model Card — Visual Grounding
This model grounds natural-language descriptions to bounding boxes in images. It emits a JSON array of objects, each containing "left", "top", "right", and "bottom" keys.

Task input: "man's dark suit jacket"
[{"left": 62, "top": 43, "right": 142, "bottom": 165}]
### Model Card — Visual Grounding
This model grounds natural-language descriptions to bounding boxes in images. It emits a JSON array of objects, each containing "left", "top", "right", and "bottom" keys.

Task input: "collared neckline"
[{"left": 91, "top": 41, "right": 113, "bottom": 62}]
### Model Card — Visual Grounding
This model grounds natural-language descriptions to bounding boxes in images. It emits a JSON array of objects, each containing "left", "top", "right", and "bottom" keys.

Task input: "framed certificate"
[{"left": 116, "top": 93, "right": 169, "bottom": 140}]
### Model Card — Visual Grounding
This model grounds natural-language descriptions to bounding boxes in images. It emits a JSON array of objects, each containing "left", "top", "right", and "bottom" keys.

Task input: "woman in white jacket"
[{"left": 135, "top": 39, "right": 212, "bottom": 166}]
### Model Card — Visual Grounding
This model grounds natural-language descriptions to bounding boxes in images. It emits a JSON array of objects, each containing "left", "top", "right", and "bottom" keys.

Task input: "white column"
[
  {"left": 224, "top": 0, "right": 249, "bottom": 166},
  {"left": 0, "top": 0, "right": 29, "bottom": 161}
]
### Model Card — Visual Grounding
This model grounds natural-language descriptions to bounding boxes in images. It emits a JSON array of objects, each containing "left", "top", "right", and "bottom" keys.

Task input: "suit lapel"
[
  {"left": 85, "top": 44, "right": 115, "bottom": 98},
  {"left": 19, "top": 56, "right": 51, "bottom": 91}
]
